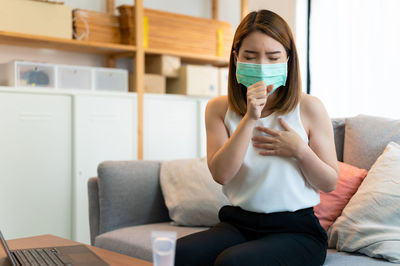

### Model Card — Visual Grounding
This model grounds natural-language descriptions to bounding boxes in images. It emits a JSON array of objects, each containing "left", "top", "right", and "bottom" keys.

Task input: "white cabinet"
[
  {"left": 143, "top": 94, "right": 211, "bottom": 160},
  {"left": 73, "top": 95, "right": 137, "bottom": 244},
  {"left": 0, "top": 88, "right": 210, "bottom": 242},
  {"left": 0, "top": 93, "right": 72, "bottom": 240},
  {"left": 143, "top": 94, "right": 200, "bottom": 160}
]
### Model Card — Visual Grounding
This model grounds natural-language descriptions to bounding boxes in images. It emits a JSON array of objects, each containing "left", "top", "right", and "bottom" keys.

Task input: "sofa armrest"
[
  {"left": 95, "top": 160, "right": 170, "bottom": 237},
  {"left": 88, "top": 177, "right": 100, "bottom": 245}
]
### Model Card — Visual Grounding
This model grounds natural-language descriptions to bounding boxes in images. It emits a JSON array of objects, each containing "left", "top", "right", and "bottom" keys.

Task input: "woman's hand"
[
  {"left": 246, "top": 81, "right": 274, "bottom": 121},
  {"left": 251, "top": 118, "right": 307, "bottom": 158}
]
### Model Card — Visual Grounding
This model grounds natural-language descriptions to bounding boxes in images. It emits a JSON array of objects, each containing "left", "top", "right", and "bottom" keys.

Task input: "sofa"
[{"left": 88, "top": 115, "right": 399, "bottom": 265}]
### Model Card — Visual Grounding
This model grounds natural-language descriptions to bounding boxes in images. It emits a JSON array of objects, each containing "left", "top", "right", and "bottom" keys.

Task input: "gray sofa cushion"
[
  {"left": 343, "top": 114, "right": 400, "bottom": 170},
  {"left": 325, "top": 249, "right": 393, "bottom": 265},
  {"left": 95, "top": 223, "right": 392, "bottom": 265},
  {"left": 95, "top": 222, "right": 208, "bottom": 262}
]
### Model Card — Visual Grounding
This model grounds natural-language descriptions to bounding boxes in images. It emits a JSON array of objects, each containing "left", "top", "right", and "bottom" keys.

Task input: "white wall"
[{"left": 248, "top": 0, "right": 296, "bottom": 32}]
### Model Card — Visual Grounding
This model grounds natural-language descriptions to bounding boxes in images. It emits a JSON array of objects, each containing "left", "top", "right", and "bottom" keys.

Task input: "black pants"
[{"left": 175, "top": 206, "right": 327, "bottom": 266}]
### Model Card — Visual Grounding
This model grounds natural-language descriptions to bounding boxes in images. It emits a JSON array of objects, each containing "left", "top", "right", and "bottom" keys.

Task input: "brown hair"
[{"left": 228, "top": 10, "right": 302, "bottom": 116}]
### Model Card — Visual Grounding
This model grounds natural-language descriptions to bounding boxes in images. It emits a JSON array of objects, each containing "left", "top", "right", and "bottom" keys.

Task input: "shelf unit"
[
  {"left": 0, "top": 0, "right": 249, "bottom": 159},
  {"left": 0, "top": 30, "right": 136, "bottom": 55}
]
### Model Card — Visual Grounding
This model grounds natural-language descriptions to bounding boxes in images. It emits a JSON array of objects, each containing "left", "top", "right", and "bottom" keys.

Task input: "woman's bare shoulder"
[
  {"left": 206, "top": 95, "right": 229, "bottom": 120},
  {"left": 300, "top": 93, "right": 326, "bottom": 118}
]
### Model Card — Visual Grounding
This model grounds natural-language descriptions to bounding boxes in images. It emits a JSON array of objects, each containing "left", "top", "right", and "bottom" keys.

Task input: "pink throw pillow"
[{"left": 314, "top": 161, "right": 368, "bottom": 231}]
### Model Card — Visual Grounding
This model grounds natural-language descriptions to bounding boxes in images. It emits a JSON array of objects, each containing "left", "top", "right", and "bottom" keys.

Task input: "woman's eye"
[
  {"left": 244, "top": 57, "right": 256, "bottom": 60},
  {"left": 269, "top": 58, "right": 279, "bottom": 61}
]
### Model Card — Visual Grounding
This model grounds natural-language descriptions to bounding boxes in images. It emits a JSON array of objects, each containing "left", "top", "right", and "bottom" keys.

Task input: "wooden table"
[{"left": 0, "top": 234, "right": 152, "bottom": 266}]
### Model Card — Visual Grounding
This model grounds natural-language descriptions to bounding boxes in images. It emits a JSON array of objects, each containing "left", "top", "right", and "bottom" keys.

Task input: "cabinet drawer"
[
  {"left": 0, "top": 92, "right": 71, "bottom": 239},
  {"left": 93, "top": 68, "right": 128, "bottom": 92},
  {"left": 57, "top": 66, "right": 92, "bottom": 90},
  {"left": 2, "top": 61, "right": 56, "bottom": 88}
]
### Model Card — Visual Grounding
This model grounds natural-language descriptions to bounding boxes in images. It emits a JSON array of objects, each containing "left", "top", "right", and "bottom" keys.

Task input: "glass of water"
[{"left": 151, "top": 231, "right": 177, "bottom": 266}]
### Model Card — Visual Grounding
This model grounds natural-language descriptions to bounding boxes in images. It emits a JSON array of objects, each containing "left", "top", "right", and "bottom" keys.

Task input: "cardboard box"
[
  {"left": 145, "top": 55, "right": 181, "bottom": 77},
  {"left": 219, "top": 67, "right": 229, "bottom": 96},
  {"left": 0, "top": 0, "right": 72, "bottom": 39},
  {"left": 118, "top": 5, "right": 234, "bottom": 59},
  {"left": 167, "top": 65, "right": 218, "bottom": 97},
  {"left": 130, "top": 73, "right": 166, "bottom": 94},
  {"left": 73, "top": 9, "right": 121, "bottom": 44}
]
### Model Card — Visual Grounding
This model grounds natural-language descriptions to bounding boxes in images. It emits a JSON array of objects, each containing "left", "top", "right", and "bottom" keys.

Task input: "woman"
[{"left": 175, "top": 9, "right": 339, "bottom": 266}]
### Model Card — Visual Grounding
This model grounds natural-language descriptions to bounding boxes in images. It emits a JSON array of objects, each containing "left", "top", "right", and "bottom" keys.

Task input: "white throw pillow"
[
  {"left": 160, "top": 157, "right": 230, "bottom": 226},
  {"left": 328, "top": 141, "right": 400, "bottom": 263}
]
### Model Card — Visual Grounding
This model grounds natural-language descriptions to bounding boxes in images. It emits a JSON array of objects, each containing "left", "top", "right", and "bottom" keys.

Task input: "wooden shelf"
[
  {"left": 0, "top": 30, "right": 229, "bottom": 66},
  {"left": 113, "top": 47, "right": 229, "bottom": 66},
  {"left": 0, "top": 30, "right": 136, "bottom": 56},
  {"left": 146, "top": 47, "right": 229, "bottom": 66}
]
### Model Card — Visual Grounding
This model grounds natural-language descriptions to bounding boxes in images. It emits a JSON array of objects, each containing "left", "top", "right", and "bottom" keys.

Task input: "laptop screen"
[{"left": 0, "top": 230, "right": 17, "bottom": 266}]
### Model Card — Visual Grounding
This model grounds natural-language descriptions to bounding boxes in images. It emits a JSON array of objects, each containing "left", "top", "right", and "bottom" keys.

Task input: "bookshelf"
[{"left": 0, "top": 0, "right": 249, "bottom": 159}]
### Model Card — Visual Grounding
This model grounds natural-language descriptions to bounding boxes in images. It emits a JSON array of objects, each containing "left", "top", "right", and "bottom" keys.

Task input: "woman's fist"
[{"left": 246, "top": 81, "right": 273, "bottom": 120}]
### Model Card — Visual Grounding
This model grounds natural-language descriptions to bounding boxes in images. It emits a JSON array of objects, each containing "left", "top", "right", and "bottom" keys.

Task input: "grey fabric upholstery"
[
  {"left": 97, "top": 160, "right": 169, "bottom": 235},
  {"left": 88, "top": 177, "right": 100, "bottom": 246},
  {"left": 325, "top": 249, "right": 393, "bottom": 265},
  {"left": 95, "top": 222, "right": 207, "bottom": 261},
  {"left": 331, "top": 118, "right": 345, "bottom": 162},
  {"left": 343, "top": 114, "right": 400, "bottom": 170},
  {"left": 87, "top": 117, "right": 396, "bottom": 265}
]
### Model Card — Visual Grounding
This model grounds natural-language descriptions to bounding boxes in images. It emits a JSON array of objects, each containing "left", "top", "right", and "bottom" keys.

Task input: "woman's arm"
[
  {"left": 296, "top": 96, "right": 339, "bottom": 192},
  {"left": 206, "top": 82, "right": 273, "bottom": 185},
  {"left": 206, "top": 98, "right": 256, "bottom": 185}
]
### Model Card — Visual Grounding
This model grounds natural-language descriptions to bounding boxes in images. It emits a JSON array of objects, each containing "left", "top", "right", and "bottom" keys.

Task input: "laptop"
[{"left": 0, "top": 230, "right": 109, "bottom": 266}]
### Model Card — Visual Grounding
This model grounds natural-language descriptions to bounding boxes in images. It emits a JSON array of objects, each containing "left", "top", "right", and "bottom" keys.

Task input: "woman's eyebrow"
[
  {"left": 265, "top": 51, "right": 281, "bottom": 55},
  {"left": 243, "top": 50, "right": 258, "bottom": 54},
  {"left": 243, "top": 50, "right": 281, "bottom": 55}
]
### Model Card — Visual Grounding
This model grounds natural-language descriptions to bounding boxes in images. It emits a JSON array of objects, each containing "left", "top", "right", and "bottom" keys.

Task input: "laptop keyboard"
[{"left": 13, "top": 248, "right": 71, "bottom": 266}]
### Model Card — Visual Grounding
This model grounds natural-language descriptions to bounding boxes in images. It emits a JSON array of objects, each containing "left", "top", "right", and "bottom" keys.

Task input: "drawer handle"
[{"left": 19, "top": 113, "right": 53, "bottom": 120}]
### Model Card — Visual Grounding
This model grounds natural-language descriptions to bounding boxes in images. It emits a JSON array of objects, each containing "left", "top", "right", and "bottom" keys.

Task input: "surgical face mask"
[{"left": 236, "top": 60, "right": 288, "bottom": 95}]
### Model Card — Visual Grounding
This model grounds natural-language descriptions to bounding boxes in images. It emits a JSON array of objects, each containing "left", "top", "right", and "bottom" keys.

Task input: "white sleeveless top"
[{"left": 223, "top": 103, "right": 320, "bottom": 213}]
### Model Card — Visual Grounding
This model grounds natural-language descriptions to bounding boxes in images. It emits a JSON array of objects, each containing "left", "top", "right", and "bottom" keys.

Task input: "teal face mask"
[{"left": 236, "top": 60, "right": 288, "bottom": 95}]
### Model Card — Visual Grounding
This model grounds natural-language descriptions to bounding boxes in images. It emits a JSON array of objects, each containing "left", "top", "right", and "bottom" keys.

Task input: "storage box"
[
  {"left": 145, "top": 55, "right": 181, "bottom": 77},
  {"left": 56, "top": 65, "right": 92, "bottom": 90},
  {"left": 0, "top": 61, "right": 55, "bottom": 88},
  {"left": 117, "top": 5, "right": 234, "bottom": 58},
  {"left": 167, "top": 65, "right": 218, "bottom": 97},
  {"left": 130, "top": 73, "right": 166, "bottom": 94},
  {"left": 0, "top": 0, "right": 72, "bottom": 39},
  {"left": 93, "top": 68, "right": 128, "bottom": 92},
  {"left": 218, "top": 67, "right": 229, "bottom": 96},
  {"left": 73, "top": 9, "right": 121, "bottom": 43}
]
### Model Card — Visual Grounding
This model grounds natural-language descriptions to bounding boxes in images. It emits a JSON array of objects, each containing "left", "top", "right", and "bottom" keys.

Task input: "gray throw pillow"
[{"left": 343, "top": 114, "right": 400, "bottom": 170}]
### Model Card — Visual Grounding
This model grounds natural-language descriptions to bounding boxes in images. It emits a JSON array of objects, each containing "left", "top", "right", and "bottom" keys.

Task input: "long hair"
[{"left": 228, "top": 10, "right": 302, "bottom": 116}]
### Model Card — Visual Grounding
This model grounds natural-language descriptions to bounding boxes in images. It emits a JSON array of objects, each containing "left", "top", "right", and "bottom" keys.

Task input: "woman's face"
[{"left": 236, "top": 31, "right": 288, "bottom": 65}]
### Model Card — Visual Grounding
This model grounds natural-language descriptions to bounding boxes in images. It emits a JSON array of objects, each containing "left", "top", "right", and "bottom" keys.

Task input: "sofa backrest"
[
  {"left": 96, "top": 160, "right": 169, "bottom": 234},
  {"left": 341, "top": 114, "right": 400, "bottom": 170},
  {"left": 332, "top": 118, "right": 346, "bottom": 162}
]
